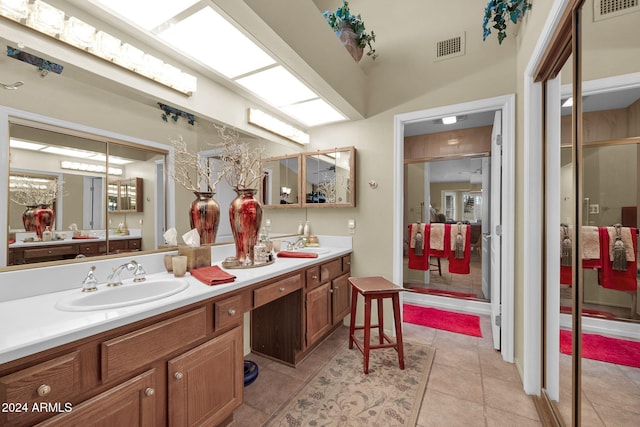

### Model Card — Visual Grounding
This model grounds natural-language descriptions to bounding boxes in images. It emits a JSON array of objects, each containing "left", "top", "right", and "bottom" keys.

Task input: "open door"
[{"left": 490, "top": 110, "right": 502, "bottom": 350}]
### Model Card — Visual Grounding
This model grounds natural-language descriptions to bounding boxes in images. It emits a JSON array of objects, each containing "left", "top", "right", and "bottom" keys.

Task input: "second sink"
[{"left": 56, "top": 278, "right": 189, "bottom": 312}]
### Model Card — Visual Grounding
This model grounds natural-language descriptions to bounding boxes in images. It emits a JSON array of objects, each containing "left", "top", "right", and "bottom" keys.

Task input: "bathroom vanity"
[{"left": 0, "top": 240, "right": 351, "bottom": 426}]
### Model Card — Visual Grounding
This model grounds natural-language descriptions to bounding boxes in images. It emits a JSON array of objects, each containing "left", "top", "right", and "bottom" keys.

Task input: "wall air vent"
[
  {"left": 594, "top": 0, "right": 639, "bottom": 21},
  {"left": 434, "top": 32, "right": 465, "bottom": 62}
]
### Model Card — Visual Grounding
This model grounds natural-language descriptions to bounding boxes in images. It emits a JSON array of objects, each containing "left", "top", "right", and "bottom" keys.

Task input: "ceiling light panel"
[
  {"left": 280, "top": 99, "right": 346, "bottom": 127},
  {"left": 91, "top": 0, "right": 200, "bottom": 31},
  {"left": 9, "top": 138, "right": 46, "bottom": 150},
  {"left": 236, "top": 66, "right": 317, "bottom": 107},
  {"left": 157, "top": 6, "right": 275, "bottom": 78}
]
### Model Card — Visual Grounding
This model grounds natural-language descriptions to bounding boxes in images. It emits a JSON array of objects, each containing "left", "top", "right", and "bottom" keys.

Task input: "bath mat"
[
  {"left": 560, "top": 329, "right": 640, "bottom": 368},
  {"left": 409, "top": 286, "right": 478, "bottom": 299},
  {"left": 266, "top": 339, "right": 434, "bottom": 426},
  {"left": 403, "top": 304, "right": 482, "bottom": 337}
]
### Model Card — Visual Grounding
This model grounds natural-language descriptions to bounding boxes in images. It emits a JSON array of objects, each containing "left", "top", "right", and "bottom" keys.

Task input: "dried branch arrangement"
[
  {"left": 215, "top": 124, "right": 267, "bottom": 191},
  {"left": 10, "top": 176, "right": 60, "bottom": 206},
  {"left": 170, "top": 135, "right": 224, "bottom": 193}
]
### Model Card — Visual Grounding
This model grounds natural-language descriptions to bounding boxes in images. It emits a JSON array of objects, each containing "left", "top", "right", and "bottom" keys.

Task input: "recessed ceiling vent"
[
  {"left": 434, "top": 32, "right": 465, "bottom": 62},
  {"left": 594, "top": 0, "right": 639, "bottom": 21}
]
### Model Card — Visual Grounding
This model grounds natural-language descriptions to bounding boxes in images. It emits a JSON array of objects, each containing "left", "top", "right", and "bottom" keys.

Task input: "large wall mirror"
[
  {"left": 5, "top": 118, "right": 168, "bottom": 267},
  {"left": 302, "top": 146, "right": 356, "bottom": 208},
  {"left": 261, "top": 154, "right": 302, "bottom": 208}
]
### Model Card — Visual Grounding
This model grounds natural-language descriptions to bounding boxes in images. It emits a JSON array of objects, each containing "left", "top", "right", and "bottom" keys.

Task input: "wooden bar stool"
[{"left": 348, "top": 276, "right": 405, "bottom": 374}]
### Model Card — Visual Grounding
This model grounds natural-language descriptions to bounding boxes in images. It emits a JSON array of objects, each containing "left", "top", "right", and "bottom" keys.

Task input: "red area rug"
[
  {"left": 403, "top": 304, "right": 482, "bottom": 337},
  {"left": 560, "top": 330, "right": 640, "bottom": 368},
  {"left": 409, "top": 286, "right": 478, "bottom": 299}
]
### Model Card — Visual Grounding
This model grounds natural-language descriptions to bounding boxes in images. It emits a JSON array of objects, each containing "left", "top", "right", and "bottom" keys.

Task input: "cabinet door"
[
  {"left": 168, "top": 326, "right": 243, "bottom": 427},
  {"left": 332, "top": 273, "right": 351, "bottom": 325},
  {"left": 306, "top": 282, "right": 332, "bottom": 347},
  {"left": 36, "top": 369, "right": 157, "bottom": 427}
]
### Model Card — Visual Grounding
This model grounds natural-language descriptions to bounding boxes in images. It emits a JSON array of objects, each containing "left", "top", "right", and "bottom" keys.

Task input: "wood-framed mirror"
[
  {"left": 261, "top": 154, "right": 302, "bottom": 208},
  {"left": 302, "top": 146, "right": 356, "bottom": 208}
]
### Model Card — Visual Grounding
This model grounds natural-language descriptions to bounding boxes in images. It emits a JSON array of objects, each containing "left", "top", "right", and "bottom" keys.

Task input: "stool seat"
[{"left": 348, "top": 276, "right": 405, "bottom": 374}]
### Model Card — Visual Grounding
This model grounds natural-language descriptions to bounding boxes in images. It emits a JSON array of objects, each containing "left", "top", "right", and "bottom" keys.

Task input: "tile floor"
[{"left": 232, "top": 313, "right": 541, "bottom": 426}]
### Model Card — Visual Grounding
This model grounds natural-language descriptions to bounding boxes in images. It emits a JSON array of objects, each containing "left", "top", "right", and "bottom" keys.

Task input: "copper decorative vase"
[
  {"left": 22, "top": 206, "right": 37, "bottom": 233},
  {"left": 189, "top": 192, "right": 220, "bottom": 245},
  {"left": 229, "top": 189, "right": 262, "bottom": 265},
  {"left": 33, "top": 204, "right": 55, "bottom": 239}
]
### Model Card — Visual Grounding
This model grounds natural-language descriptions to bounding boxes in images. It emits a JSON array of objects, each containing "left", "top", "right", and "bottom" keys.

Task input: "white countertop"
[{"left": 0, "top": 239, "right": 351, "bottom": 365}]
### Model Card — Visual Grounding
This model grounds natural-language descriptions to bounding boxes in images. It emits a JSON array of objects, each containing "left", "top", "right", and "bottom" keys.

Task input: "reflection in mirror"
[
  {"left": 261, "top": 155, "right": 301, "bottom": 208},
  {"left": 302, "top": 147, "right": 356, "bottom": 207},
  {"left": 6, "top": 121, "right": 167, "bottom": 267}
]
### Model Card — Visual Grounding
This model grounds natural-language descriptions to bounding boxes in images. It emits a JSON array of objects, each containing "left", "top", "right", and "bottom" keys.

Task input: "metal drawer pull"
[
  {"left": 144, "top": 387, "right": 155, "bottom": 397},
  {"left": 312, "top": 275, "right": 318, "bottom": 279},
  {"left": 37, "top": 384, "right": 51, "bottom": 397},
  {"left": 174, "top": 372, "right": 183, "bottom": 380},
  {"left": 279, "top": 287, "right": 285, "bottom": 292},
  {"left": 228, "top": 309, "right": 236, "bottom": 316}
]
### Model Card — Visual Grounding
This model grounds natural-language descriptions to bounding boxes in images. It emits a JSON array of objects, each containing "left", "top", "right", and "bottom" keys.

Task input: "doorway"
[{"left": 394, "top": 95, "right": 515, "bottom": 361}]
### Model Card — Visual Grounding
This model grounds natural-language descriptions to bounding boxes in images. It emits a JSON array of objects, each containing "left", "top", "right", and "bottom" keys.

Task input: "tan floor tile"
[
  {"left": 428, "top": 362, "right": 484, "bottom": 404},
  {"left": 483, "top": 376, "right": 539, "bottom": 421},
  {"left": 592, "top": 402, "right": 640, "bottom": 427},
  {"left": 433, "top": 340, "right": 481, "bottom": 373},
  {"left": 231, "top": 403, "right": 271, "bottom": 427},
  {"left": 479, "top": 347, "right": 521, "bottom": 383},
  {"left": 582, "top": 370, "right": 640, "bottom": 415},
  {"left": 485, "top": 406, "right": 542, "bottom": 427},
  {"left": 417, "top": 388, "right": 486, "bottom": 427},
  {"left": 242, "top": 367, "right": 303, "bottom": 416}
]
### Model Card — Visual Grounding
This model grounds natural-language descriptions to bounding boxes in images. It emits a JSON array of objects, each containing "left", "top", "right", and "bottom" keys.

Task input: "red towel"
[
  {"left": 560, "top": 259, "right": 601, "bottom": 286},
  {"left": 428, "top": 223, "right": 450, "bottom": 259},
  {"left": 448, "top": 224, "right": 471, "bottom": 275},
  {"left": 277, "top": 251, "right": 318, "bottom": 258},
  {"left": 190, "top": 265, "right": 236, "bottom": 286},
  {"left": 408, "top": 223, "right": 429, "bottom": 271},
  {"left": 597, "top": 226, "right": 637, "bottom": 291}
]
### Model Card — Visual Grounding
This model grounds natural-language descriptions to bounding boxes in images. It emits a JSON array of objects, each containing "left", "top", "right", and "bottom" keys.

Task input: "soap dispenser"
[{"left": 303, "top": 221, "right": 310, "bottom": 237}]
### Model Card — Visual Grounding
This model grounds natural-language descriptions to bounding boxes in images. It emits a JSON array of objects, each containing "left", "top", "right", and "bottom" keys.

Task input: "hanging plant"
[
  {"left": 323, "top": 0, "right": 377, "bottom": 60},
  {"left": 482, "top": 0, "right": 532, "bottom": 45}
]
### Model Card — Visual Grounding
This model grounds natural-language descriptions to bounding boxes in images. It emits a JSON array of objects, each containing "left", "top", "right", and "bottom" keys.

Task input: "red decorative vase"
[
  {"left": 33, "top": 204, "right": 55, "bottom": 239},
  {"left": 189, "top": 192, "right": 220, "bottom": 245},
  {"left": 22, "top": 206, "right": 37, "bottom": 232},
  {"left": 229, "top": 189, "right": 262, "bottom": 265}
]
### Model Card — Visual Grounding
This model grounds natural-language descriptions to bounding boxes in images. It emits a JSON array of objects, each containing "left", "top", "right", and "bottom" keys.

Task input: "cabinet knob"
[
  {"left": 174, "top": 372, "right": 183, "bottom": 380},
  {"left": 312, "top": 275, "right": 318, "bottom": 280},
  {"left": 47, "top": 250, "right": 52, "bottom": 254},
  {"left": 279, "top": 287, "right": 285, "bottom": 292},
  {"left": 37, "top": 384, "right": 51, "bottom": 397},
  {"left": 228, "top": 309, "right": 236, "bottom": 316},
  {"left": 144, "top": 387, "right": 155, "bottom": 397}
]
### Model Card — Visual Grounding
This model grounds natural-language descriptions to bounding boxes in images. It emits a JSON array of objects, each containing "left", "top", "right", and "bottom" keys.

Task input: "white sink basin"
[
  {"left": 56, "top": 278, "right": 189, "bottom": 312},
  {"left": 296, "top": 247, "right": 331, "bottom": 255}
]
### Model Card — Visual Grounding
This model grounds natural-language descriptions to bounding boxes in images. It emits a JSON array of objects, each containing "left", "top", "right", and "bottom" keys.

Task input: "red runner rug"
[
  {"left": 403, "top": 304, "right": 482, "bottom": 337},
  {"left": 409, "top": 286, "right": 478, "bottom": 299},
  {"left": 560, "top": 329, "right": 640, "bottom": 368}
]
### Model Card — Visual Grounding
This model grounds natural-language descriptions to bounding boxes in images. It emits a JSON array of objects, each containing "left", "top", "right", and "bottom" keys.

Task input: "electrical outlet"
[
  {"left": 589, "top": 204, "right": 599, "bottom": 214},
  {"left": 348, "top": 219, "right": 355, "bottom": 234}
]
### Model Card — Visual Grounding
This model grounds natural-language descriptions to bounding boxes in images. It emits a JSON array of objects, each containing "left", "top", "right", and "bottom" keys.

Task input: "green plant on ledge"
[
  {"left": 323, "top": 0, "right": 377, "bottom": 60},
  {"left": 483, "top": 0, "right": 532, "bottom": 44}
]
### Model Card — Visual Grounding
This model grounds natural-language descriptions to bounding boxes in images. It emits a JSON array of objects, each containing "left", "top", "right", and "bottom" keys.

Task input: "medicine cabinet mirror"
[
  {"left": 108, "top": 178, "right": 143, "bottom": 213},
  {"left": 261, "top": 154, "right": 302, "bottom": 208},
  {"left": 302, "top": 146, "right": 356, "bottom": 208}
]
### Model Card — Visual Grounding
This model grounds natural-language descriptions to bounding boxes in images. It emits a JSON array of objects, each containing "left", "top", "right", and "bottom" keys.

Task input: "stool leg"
[
  {"left": 348, "top": 286, "right": 358, "bottom": 349},
  {"left": 392, "top": 294, "right": 405, "bottom": 370},
  {"left": 363, "top": 295, "right": 372, "bottom": 374},
  {"left": 377, "top": 297, "right": 384, "bottom": 344}
]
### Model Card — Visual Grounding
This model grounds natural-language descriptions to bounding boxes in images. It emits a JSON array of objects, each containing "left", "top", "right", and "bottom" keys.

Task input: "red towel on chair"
[
  {"left": 449, "top": 224, "right": 471, "bottom": 275},
  {"left": 408, "top": 223, "right": 430, "bottom": 271},
  {"left": 190, "top": 265, "right": 236, "bottom": 286},
  {"left": 598, "top": 226, "right": 637, "bottom": 291}
]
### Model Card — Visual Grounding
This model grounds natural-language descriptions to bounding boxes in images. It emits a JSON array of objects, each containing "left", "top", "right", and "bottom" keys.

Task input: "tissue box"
[{"left": 178, "top": 246, "right": 211, "bottom": 271}]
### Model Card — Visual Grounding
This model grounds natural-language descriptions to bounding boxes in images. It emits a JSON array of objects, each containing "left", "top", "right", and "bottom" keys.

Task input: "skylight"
[{"left": 89, "top": 0, "right": 346, "bottom": 129}]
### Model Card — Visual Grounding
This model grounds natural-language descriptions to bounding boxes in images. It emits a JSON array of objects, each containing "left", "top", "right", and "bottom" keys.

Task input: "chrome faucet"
[
  {"left": 107, "top": 260, "right": 145, "bottom": 286},
  {"left": 287, "top": 237, "right": 306, "bottom": 251},
  {"left": 82, "top": 266, "right": 98, "bottom": 292}
]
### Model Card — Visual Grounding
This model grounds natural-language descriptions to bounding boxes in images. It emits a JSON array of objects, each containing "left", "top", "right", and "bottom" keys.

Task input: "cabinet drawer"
[
  {"left": 320, "top": 259, "right": 342, "bottom": 282},
  {"left": 306, "top": 266, "right": 321, "bottom": 290},
  {"left": 215, "top": 295, "right": 244, "bottom": 330},
  {"left": 254, "top": 273, "right": 302, "bottom": 308},
  {"left": 128, "top": 239, "right": 141, "bottom": 250},
  {"left": 101, "top": 308, "right": 207, "bottom": 382},
  {"left": 342, "top": 254, "right": 351, "bottom": 272},
  {"left": 0, "top": 351, "right": 81, "bottom": 426},
  {"left": 77, "top": 242, "right": 98, "bottom": 256},
  {"left": 23, "top": 245, "right": 76, "bottom": 259}
]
